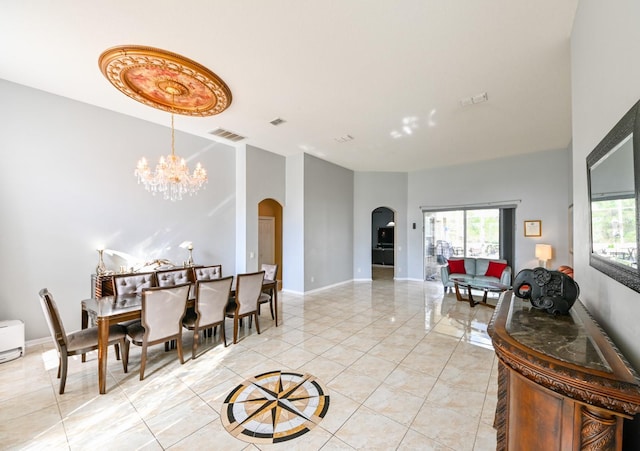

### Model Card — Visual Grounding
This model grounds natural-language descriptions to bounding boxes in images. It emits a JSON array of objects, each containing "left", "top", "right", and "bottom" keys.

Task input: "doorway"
[
  {"left": 371, "top": 206, "right": 395, "bottom": 280},
  {"left": 258, "top": 199, "right": 283, "bottom": 286}
]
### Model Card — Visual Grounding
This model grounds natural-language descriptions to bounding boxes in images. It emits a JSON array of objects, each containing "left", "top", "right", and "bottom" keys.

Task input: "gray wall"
[
  {"left": 304, "top": 154, "right": 354, "bottom": 291},
  {"left": 354, "top": 172, "right": 408, "bottom": 280},
  {"left": 0, "top": 80, "right": 236, "bottom": 340},
  {"left": 406, "top": 149, "right": 572, "bottom": 280},
  {"left": 284, "top": 154, "right": 305, "bottom": 293},
  {"left": 571, "top": 0, "right": 640, "bottom": 371},
  {"left": 239, "top": 144, "right": 286, "bottom": 273}
]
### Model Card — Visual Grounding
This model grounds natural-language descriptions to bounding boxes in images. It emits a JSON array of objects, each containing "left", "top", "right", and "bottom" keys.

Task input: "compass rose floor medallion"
[{"left": 221, "top": 370, "right": 330, "bottom": 444}]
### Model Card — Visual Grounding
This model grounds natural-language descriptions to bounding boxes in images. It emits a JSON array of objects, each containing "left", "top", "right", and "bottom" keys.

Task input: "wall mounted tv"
[{"left": 377, "top": 227, "right": 394, "bottom": 246}]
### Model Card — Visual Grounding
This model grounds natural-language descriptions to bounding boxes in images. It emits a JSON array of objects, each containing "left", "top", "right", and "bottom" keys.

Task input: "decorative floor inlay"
[{"left": 221, "top": 370, "right": 330, "bottom": 444}]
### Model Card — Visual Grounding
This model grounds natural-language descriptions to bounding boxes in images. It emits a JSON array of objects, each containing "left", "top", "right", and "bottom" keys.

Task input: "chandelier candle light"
[{"left": 135, "top": 91, "right": 207, "bottom": 201}]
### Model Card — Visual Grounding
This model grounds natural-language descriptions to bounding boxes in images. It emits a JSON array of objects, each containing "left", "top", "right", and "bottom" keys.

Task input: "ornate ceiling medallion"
[{"left": 99, "top": 45, "right": 232, "bottom": 116}]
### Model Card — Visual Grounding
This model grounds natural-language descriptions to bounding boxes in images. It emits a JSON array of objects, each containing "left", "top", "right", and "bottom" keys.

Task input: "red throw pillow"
[
  {"left": 448, "top": 259, "right": 466, "bottom": 274},
  {"left": 485, "top": 261, "right": 507, "bottom": 278}
]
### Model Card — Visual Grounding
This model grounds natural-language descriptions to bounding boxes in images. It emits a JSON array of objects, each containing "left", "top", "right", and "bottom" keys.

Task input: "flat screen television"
[{"left": 377, "top": 227, "right": 394, "bottom": 246}]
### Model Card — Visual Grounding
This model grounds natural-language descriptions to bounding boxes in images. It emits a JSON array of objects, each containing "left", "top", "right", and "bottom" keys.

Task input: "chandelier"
[
  {"left": 135, "top": 99, "right": 207, "bottom": 201},
  {"left": 98, "top": 45, "right": 233, "bottom": 202}
]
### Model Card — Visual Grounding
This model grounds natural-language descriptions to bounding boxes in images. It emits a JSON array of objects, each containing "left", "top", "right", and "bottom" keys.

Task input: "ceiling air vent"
[
  {"left": 208, "top": 128, "right": 246, "bottom": 142},
  {"left": 460, "top": 92, "right": 488, "bottom": 107},
  {"left": 334, "top": 134, "right": 354, "bottom": 143},
  {"left": 269, "top": 117, "right": 286, "bottom": 126}
]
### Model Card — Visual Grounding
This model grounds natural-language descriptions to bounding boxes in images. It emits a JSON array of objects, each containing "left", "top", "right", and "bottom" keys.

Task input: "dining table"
[{"left": 81, "top": 279, "right": 278, "bottom": 394}]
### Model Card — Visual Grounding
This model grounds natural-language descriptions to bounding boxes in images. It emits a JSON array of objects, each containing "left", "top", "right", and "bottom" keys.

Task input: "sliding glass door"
[{"left": 424, "top": 208, "right": 509, "bottom": 280}]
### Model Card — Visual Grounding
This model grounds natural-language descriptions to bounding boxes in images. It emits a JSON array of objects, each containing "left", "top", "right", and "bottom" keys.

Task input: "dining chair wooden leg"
[
  {"left": 115, "top": 343, "right": 121, "bottom": 361},
  {"left": 192, "top": 326, "right": 199, "bottom": 360},
  {"left": 121, "top": 339, "right": 130, "bottom": 373},
  {"left": 269, "top": 298, "right": 274, "bottom": 320},
  {"left": 177, "top": 333, "right": 184, "bottom": 364},
  {"left": 57, "top": 356, "right": 62, "bottom": 379},
  {"left": 221, "top": 322, "right": 227, "bottom": 347},
  {"left": 59, "top": 354, "right": 68, "bottom": 394},
  {"left": 233, "top": 317, "right": 239, "bottom": 344},
  {"left": 254, "top": 312, "right": 261, "bottom": 335},
  {"left": 140, "top": 344, "right": 148, "bottom": 381}
]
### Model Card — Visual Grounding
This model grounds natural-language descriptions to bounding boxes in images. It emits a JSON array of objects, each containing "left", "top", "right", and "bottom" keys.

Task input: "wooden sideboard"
[{"left": 488, "top": 291, "right": 640, "bottom": 451}]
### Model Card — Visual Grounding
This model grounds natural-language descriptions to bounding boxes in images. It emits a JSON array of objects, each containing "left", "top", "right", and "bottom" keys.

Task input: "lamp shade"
[{"left": 535, "top": 244, "right": 553, "bottom": 261}]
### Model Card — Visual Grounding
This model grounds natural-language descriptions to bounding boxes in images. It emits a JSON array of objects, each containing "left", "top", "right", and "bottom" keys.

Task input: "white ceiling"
[{"left": 0, "top": 0, "right": 578, "bottom": 172}]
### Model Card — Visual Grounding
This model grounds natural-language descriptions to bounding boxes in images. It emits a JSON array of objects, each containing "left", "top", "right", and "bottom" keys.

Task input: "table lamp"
[{"left": 535, "top": 244, "right": 553, "bottom": 268}]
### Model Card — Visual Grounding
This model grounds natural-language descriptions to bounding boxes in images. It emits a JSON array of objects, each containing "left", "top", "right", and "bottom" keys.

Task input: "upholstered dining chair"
[
  {"left": 225, "top": 271, "right": 265, "bottom": 344},
  {"left": 112, "top": 272, "right": 158, "bottom": 330},
  {"left": 125, "top": 283, "right": 190, "bottom": 380},
  {"left": 38, "top": 288, "right": 129, "bottom": 394},
  {"left": 156, "top": 268, "right": 191, "bottom": 287},
  {"left": 156, "top": 268, "right": 196, "bottom": 336},
  {"left": 113, "top": 272, "right": 157, "bottom": 295},
  {"left": 182, "top": 276, "right": 233, "bottom": 358},
  {"left": 258, "top": 263, "right": 278, "bottom": 320},
  {"left": 193, "top": 265, "right": 222, "bottom": 281}
]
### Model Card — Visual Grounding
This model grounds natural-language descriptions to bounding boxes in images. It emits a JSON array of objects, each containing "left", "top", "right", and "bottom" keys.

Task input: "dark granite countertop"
[{"left": 505, "top": 298, "right": 611, "bottom": 373}]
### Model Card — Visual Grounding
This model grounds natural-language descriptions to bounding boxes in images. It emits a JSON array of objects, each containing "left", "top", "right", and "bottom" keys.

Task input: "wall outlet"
[
  {"left": 249, "top": 252, "right": 254, "bottom": 259},
  {"left": 310, "top": 276, "right": 315, "bottom": 283}
]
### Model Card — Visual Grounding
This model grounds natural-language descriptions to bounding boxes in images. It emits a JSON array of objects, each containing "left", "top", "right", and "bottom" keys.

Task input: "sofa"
[{"left": 440, "top": 257, "right": 512, "bottom": 292}]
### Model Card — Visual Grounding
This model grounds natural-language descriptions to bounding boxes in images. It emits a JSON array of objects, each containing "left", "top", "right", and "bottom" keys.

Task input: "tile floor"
[{"left": 0, "top": 279, "right": 499, "bottom": 450}]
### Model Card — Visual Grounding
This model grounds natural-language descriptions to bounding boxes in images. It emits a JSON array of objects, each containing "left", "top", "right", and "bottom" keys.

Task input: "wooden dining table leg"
[
  {"left": 81, "top": 306, "right": 88, "bottom": 363},
  {"left": 97, "top": 317, "right": 109, "bottom": 394},
  {"left": 273, "top": 286, "right": 279, "bottom": 327}
]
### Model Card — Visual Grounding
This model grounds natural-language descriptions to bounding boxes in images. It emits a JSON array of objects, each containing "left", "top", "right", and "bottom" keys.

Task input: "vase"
[{"left": 96, "top": 249, "right": 106, "bottom": 275}]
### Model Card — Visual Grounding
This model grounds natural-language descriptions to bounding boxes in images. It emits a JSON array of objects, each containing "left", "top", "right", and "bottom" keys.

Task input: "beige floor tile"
[
  {"left": 363, "top": 384, "right": 425, "bottom": 426},
  {"left": 269, "top": 345, "right": 318, "bottom": 369},
  {"left": 145, "top": 395, "right": 217, "bottom": 448},
  {"left": 410, "top": 402, "right": 480, "bottom": 451},
  {"left": 473, "top": 420, "right": 498, "bottom": 451},
  {"left": 348, "top": 353, "right": 397, "bottom": 381},
  {"left": 298, "top": 356, "right": 346, "bottom": 384},
  {"left": 0, "top": 385, "right": 57, "bottom": 422},
  {"left": 321, "top": 345, "right": 365, "bottom": 367},
  {"left": 168, "top": 417, "right": 247, "bottom": 450},
  {"left": 327, "top": 368, "right": 381, "bottom": 404},
  {"left": 426, "top": 380, "right": 486, "bottom": 415},
  {"left": 317, "top": 437, "right": 354, "bottom": 450},
  {"left": 72, "top": 420, "right": 162, "bottom": 450},
  {"left": 365, "top": 342, "right": 413, "bottom": 364},
  {"left": 384, "top": 364, "right": 438, "bottom": 399},
  {"left": 397, "top": 428, "right": 455, "bottom": 450},
  {"left": 0, "top": 405, "right": 68, "bottom": 449},
  {"left": 318, "top": 390, "right": 360, "bottom": 434},
  {"left": 335, "top": 406, "right": 408, "bottom": 450},
  {"left": 299, "top": 335, "right": 340, "bottom": 355}
]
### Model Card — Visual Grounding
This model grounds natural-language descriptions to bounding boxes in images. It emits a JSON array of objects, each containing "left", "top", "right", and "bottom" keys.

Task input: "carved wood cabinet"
[{"left": 488, "top": 292, "right": 640, "bottom": 450}]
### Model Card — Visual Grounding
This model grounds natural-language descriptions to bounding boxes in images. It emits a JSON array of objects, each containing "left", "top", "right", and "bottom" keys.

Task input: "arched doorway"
[
  {"left": 258, "top": 199, "right": 283, "bottom": 287},
  {"left": 371, "top": 206, "right": 395, "bottom": 280}
]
